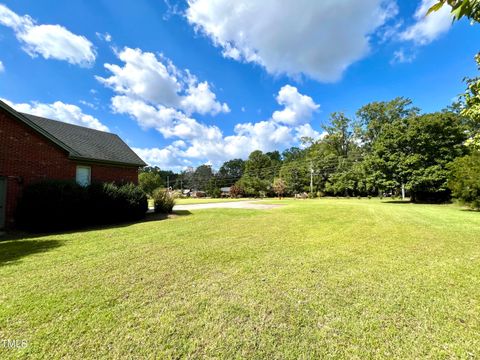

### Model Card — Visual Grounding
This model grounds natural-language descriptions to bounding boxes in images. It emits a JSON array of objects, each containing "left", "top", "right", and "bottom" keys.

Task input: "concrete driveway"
[{"left": 173, "top": 201, "right": 283, "bottom": 211}]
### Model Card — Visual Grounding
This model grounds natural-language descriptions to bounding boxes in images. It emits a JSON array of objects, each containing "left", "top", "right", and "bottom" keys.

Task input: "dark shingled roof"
[{"left": 19, "top": 113, "right": 146, "bottom": 167}]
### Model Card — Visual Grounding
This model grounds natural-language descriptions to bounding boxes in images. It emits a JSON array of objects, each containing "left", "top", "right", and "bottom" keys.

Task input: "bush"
[
  {"left": 111, "top": 183, "right": 148, "bottom": 221},
  {"left": 86, "top": 182, "right": 147, "bottom": 224},
  {"left": 208, "top": 187, "right": 222, "bottom": 198},
  {"left": 16, "top": 180, "right": 148, "bottom": 232},
  {"left": 410, "top": 190, "right": 451, "bottom": 204},
  {"left": 138, "top": 172, "right": 163, "bottom": 196},
  {"left": 16, "top": 180, "right": 86, "bottom": 231},
  {"left": 229, "top": 184, "right": 244, "bottom": 198},
  {"left": 152, "top": 188, "right": 175, "bottom": 214},
  {"left": 170, "top": 190, "right": 183, "bottom": 199},
  {"left": 448, "top": 152, "right": 480, "bottom": 209}
]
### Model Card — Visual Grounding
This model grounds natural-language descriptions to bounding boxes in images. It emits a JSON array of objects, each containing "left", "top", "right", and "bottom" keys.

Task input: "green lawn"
[{"left": 1, "top": 199, "right": 480, "bottom": 358}]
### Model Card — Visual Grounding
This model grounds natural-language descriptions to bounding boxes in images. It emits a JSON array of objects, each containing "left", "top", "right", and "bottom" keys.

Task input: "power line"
[{"left": 149, "top": 153, "right": 368, "bottom": 191}]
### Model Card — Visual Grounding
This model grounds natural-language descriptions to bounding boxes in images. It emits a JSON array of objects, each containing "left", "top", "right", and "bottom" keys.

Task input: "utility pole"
[
  {"left": 310, "top": 163, "right": 314, "bottom": 195},
  {"left": 401, "top": 183, "right": 405, "bottom": 201}
]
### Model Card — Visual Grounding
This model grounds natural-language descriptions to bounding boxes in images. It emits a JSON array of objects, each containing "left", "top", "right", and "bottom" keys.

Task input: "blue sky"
[{"left": 1, "top": 0, "right": 479, "bottom": 169}]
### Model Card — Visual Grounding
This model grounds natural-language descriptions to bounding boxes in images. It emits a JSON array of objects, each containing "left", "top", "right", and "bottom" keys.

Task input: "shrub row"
[{"left": 16, "top": 180, "right": 148, "bottom": 232}]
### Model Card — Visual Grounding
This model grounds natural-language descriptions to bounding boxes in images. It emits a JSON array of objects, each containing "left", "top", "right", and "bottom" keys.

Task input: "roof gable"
[{"left": 1, "top": 100, "right": 146, "bottom": 167}]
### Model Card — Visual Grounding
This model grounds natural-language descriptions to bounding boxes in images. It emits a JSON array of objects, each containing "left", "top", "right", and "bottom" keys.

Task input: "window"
[{"left": 76, "top": 166, "right": 91, "bottom": 186}]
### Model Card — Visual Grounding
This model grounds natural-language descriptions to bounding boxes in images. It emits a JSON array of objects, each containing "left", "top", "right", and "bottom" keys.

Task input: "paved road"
[{"left": 173, "top": 201, "right": 283, "bottom": 211}]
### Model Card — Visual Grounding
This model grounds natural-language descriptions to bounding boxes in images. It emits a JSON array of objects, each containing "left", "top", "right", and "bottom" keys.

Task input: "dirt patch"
[{"left": 173, "top": 201, "right": 283, "bottom": 211}]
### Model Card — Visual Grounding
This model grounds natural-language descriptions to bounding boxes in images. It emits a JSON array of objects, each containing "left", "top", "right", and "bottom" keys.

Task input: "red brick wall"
[
  {"left": 0, "top": 109, "right": 139, "bottom": 228},
  {"left": 90, "top": 163, "right": 139, "bottom": 184}
]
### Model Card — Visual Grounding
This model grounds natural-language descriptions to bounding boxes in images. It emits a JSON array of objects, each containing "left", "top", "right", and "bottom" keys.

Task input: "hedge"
[{"left": 16, "top": 180, "right": 148, "bottom": 231}]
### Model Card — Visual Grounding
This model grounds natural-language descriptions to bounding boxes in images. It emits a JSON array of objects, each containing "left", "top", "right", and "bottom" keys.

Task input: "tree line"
[{"left": 140, "top": 53, "right": 480, "bottom": 208}]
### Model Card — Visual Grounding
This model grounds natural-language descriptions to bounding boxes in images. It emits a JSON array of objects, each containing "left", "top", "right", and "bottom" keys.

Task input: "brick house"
[{"left": 0, "top": 100, "right": 146, "bottom": 229}]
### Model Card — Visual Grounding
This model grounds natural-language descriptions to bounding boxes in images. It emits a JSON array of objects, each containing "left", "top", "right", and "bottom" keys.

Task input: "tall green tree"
[
  {"left": 323, "top": 112, "right": 354, "bottom": 158},
  {"left": 462, "top": 53, "right": 480, "bottom": 149},
  {"left": 369, "top": 112, "right": 467, "bottom": 202},
  {"left": 138, "top": 172, "right": 164, "bottom": 196},
  {"left": 448, "top": 152, "right": 480, "bottom": 209},
  {"left": 404, "top": 113, "right": 467, "bottom": 201},
  {"left": 428, "top": 0, "right": 480, "bottom": 22},
  {"left": 266, "top": 151, "right": 283, "bottom": 178},
  {"left": 309, "top": 112, "right": 365, "bottom": 195},
  {"left": 356, "top": 97, "right": 420, "bottom": 149},
  {"left": 279, "top": 160, "right": 309, "bottom": 195},
  {"left": 282, "top": 147, "right": 305, "bottom": 163},
  {"left": 236, "top": 176, "right": 271, "bottom": 197},
  {"left": 217, "top": 159, "right": 245, "bottom": 187},
  {"left": 193, "top": 165, "right": 214, "bottom": 190},
  {"left": 243, "top": 150, "right": 273, "bottom": 180},
  {"left": 179, "top": 167, "right": 195, "bottom": 190},
  {"left": 141, "top": 166, "right": 178, "bottom": 189},
  {"left": 237, "top": 150, "right": 274, "bottom": 196}
]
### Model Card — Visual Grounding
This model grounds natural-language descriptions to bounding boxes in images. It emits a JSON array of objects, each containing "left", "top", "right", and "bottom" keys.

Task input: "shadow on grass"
[
  {"left": 0, "top": 210, "right": 192, "bottom": 240},
  {"left": 0, "top": 239, "right": 62, "bottom": 266},
  {"left": 382, "top": 200, "right": 412, "bottom": 204},
  {"left": 172, "top": 210, "right": 192, "bottom": 216},
  {"left": 383, "top": 200, "right": 458, "bottom": 206},
  {"left": 142, "top": 210, "right": 192, "bottom": 222}
]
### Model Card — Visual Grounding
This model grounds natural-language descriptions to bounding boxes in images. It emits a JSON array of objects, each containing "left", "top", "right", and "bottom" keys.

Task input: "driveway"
[{"left": 173, "top": 201, "right": 283, "bottom": 211}]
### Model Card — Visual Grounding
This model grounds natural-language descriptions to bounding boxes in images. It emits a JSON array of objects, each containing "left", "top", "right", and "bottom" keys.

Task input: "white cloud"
[
  {"left": 378, "top": 21, "right": 403, "bottom": 43},
  {"left": 132, "top": 120, "right": 296, "bottom": 169},
  {"left": 96, "top": 32, "right": 112, "bottom": 42},
  {"left": 181, "top": 81, "right": 230, "bottom": 115},
  {"left": 133, "top": 146, "right": 193, "bottom": 171},
  {"left": 390, "top": 49, "right": 416, "bottom": 64},
  {"left": 0, "top": 4, "right": 95, "bottom": 66},
  {"left": 79, "top": 100, "right": 97, "bottom": 110},
  {"left": 97, "top": 47, "right": 322, "bottom": 168},
  {"left": 109, "top": 95, "right": 223, "bottom": 141},
  {"left": 0, "top": 60, "right": 4, "bottom": 73},
  {"left": 0, "top": 3, "right": 25, "bottom": 29},
  {"left": 1, "top": 98, "right": 109, "bottom": 131},
  {"left": 97, "top": 47, "right": 229, "bottom": 115},
  {"left": 117, "top": 85, "right": 323, "bottom": 168},
  {"left": 400, "top": 0, "right": 453, "bottom": 45},
  {"left": 186, "top": 0, "right": 397, "bottom": 82},
  {"left": 295, "top": 124, "right": 324, "bottom": 142},
  {"left": 272, "top": 85, "right": 319, "bottom": 126}
]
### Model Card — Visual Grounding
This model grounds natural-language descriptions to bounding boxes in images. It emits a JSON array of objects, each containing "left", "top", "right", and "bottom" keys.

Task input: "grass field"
[{"left": 1, "top": 199, "right": 479, "bottom": 358}]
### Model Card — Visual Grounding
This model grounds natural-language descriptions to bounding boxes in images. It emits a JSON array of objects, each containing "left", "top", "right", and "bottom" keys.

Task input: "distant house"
[
  {"left": 220, "top": 187, "right": 231, "bottom": 197},
  {"left": 191, "top": 190, "right": 206, "bottom": 198},
  {"left": 0, "top": 100, "right": 146, "bottom": 229}
]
